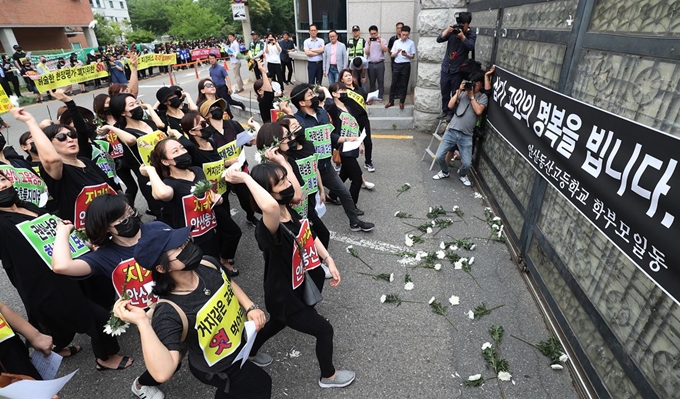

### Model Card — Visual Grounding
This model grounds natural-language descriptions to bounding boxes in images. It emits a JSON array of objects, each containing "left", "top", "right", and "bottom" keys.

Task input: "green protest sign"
[
  {"left": 0, "top": 165, "right": 48, "bottom": 207},
  {"left": 17, "top": 214, "right": 90, "bottom": 269}
]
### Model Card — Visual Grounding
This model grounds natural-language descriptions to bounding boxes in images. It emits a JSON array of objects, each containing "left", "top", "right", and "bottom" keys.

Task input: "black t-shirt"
[
  {"left": 258, "top": 91, "right": 275, "bottom": 124},
  {"left": 152, "top": 263, "right": 244, "bottom": 374},
  {"left": 40, "top": 158, "right": 117, "bottom": 223},
  {"left": 210, "top": 120, "right": 245, "bottom": 149},
  {"left": 254, "top": 210, "right": 324, "bottom": 321}
]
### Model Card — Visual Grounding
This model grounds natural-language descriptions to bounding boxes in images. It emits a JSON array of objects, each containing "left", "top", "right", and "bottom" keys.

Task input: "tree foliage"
[
  {"left": 126, "top": 29, "right": 156, "bottom": 44},
  {"left": 93, "top": 14, "right": 124, "bottom": 45},
  {"left": 128, "top": 0, "right": 171, "bottom": 36},
  {"left": 167, "top": 0, "right": 224, "bottom": 40}
]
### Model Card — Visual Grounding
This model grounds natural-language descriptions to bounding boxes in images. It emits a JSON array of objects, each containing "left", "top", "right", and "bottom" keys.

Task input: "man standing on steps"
[
  {"left": 290, "top": 83, "right": 375, "bottom": 233},
  {"left": 364, "top": 25, "right": 389, "bottom": 103},
  {"left": 386, "top": 25, "right": 415, "bottom": 110},
  {"left": 304, "top": 24, "right": 324, "bottom": 85},
  {"left": 228, "top": 33, "right": 244, "bottom": 93},
  {"left": 387, "top": 22, "right": 403, "bottom": 73}
]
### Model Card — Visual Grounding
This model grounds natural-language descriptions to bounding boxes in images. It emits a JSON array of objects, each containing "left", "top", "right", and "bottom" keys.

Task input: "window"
[
  {"left": 295, "top": 0, "right": 347, "bottom": 45},
  {"left": 120, "top": 2, "right": 124, "bottom": 9},
  {"left": 109, "top": 1, "right": 114, "bottom": 8}
]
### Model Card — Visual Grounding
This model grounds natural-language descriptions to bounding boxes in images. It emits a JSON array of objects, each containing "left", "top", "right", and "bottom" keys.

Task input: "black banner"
[{"left": 487, "top": 67, "right": 679, "bottom": 304}]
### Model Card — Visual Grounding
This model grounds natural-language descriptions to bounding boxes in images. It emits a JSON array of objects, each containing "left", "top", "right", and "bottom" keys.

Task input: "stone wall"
[{"left": 413, "top": 0, "right": 467, "bottom": 131}]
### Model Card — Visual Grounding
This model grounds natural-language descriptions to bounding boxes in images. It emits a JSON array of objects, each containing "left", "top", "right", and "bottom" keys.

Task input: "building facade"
[
  {"left": 0, "top": 0, "right": 97, "bottom": 53},
  {"left": 90, "top": 0, "right": 131, "bottom": 23}
]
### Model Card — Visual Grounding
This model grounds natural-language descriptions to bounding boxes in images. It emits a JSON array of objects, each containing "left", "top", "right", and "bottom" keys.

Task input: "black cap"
[
  {"left": 251, "top": 30, "right": 257, "bottom": 35},
  {"left": 352, "top": 25, "right": 360, "bottom": 31},
  {"left": 134, "top": 222, "right": 193, "bottom": 270},
  {"left": 59, "top": 107, "right": 95, "bottom": 125},
  {"left": 13, "top": 45, "right": 21, "bottom": 50},
  {"left": 156, "top": 86, "right": 181, "bottom": 103}
]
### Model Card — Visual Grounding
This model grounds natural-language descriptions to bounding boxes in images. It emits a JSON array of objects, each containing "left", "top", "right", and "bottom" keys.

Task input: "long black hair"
[
  {"left": 249, "top": 162, "right": 287, "bottom": 213},
  {"left": 151, "top": 251, "right": 175, "bottom": 296},
  {"left": 84, "top": 194, "right": 129, "bottom": 246}
]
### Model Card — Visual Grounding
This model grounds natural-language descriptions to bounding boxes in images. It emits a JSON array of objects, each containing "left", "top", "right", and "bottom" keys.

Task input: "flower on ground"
[
  {"left": 440, "top": 241, "right": 446, "bottom": 250},
  {"left": 559, "top": 353, "right": 569, "bottom": 363},
  {"left": 390, "top": 273, "right": 394, "bottom": 282},
  {"left": 469, "top": 257, "right": 475, "bottom": 265},
  {"left": 426, "top": 227, "right": 433, "bottom": 234},
  {"left": 551, "top": 364, "right": 564, "bottom": 370},
  {"left": 436, "top": 250, "right": 445, "bottom": 259},
  {"left": 380, "top": 294, "right": 387, "bottom": 303},
  {"left": 405, "top": 234, "right": 414, "bottom": 247},
  {"left": 470, "top": 244, "right": 476, "bottom": 250},
  {"left": 434, "top": 263, "right": 442, "bottom": 271},
  {"left": 404, "top": 282, "right": 414, "bottom": 291},
  {"left": 428, "top": 296, "right": 436, "bottom": 305},
  {"left": 467, "top": 310, "right": 475, "bottom": 319},
  {"left": 474, "top": 192, "right": 483, "bottom": 199},
  {"left": 453, "top": 205, "right": 459, "bottom": 211},
  {"left": 454, "top": 260, "right": 463, "bottom": 269},
  {"left": 497, "top": 371, "right": 512, "bottom": 381},
  {"left": 481, "top": 342, "right": 493, "bottom": 350},
  {"left": 493, "top": 216, "right": 501, "bottom": 221},
  {"left": 468, "top": 374, "right": 482, "bottom": 381},
  {"left": 450, "top": 245, "right": 458, "bottom": 251},
  {"left": 449, "top": 295, "right": 460, "bottom": 305}
]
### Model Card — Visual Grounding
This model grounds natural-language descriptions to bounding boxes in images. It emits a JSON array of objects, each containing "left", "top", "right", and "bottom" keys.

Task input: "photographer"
[
  {"left": 436, "top": 12, "right": 476, "bottom": 121},
  {"left": 265, "top": 33, "right": 285, "bottom": 86},
  {"left": 432, "top": 73, "right": 487, "bottom": 187}
]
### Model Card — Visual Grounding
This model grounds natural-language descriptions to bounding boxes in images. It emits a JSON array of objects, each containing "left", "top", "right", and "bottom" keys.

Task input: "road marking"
[
  {"left": 329, "top": 230, "right": 418, "bottom": 265},
  {"left": 373, "top": 134, "right": 413, "bottom": 139}
]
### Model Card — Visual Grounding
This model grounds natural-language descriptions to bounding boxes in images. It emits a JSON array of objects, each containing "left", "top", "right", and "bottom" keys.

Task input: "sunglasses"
[
  {"left": 203, "top": 82, "right": 215, "bottom": 88},
  {"left": 52, "top": 130, "right": 78, "bottom": 142},
  {"left": 191, "top": 120, "right": 208, "bottom": 131}
]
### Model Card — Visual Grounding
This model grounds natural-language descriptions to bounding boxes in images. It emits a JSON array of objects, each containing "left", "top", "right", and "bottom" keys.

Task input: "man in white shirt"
[
  {"left": 304, "top": 24, "right": 325, "bottom": 84},
  {"left": 228, "top": 33, "right": 244, "bottom": 93},
  {"left": 323, "top": 30, "right": 347, "bottom": 85},
  {"left": 387, "top": 25, "right": 416, "bottom": 110}
]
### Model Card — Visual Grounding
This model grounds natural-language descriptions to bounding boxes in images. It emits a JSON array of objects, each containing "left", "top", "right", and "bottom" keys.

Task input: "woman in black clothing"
[
  {"left": 156, "top": 86, "right": 198, "bottom": 132},
  {"left": 322, "top": 83, "right": 365, "bottom": 212},
  {"left": 200, "top": 98, "right": 259, "bottom": 226},
  {"left": 109, "top": 93, "right": 169, "bottom": 221},
  {"left": 179, "top": 112, "right": 242, "bottom": 276},
  {"left": 223, "top": 162, "right": 355, "bottom": 389},
  {"left": 1, "top": 54, "right": 21, "bottom": 96}
]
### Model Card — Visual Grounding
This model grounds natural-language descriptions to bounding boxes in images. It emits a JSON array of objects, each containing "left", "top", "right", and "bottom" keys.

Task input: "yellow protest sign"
[
  {"left": 0, "top": 84, "right": 11, "bottom": 114},
  {"left": 0, "top": 311, "right": 16, "bottom": 344},
  {"left": 136, "top": 131, "right": 168, "bottom": 166},
  {"left": 137, "top": 53, "right": 177, "bottom": 70},
  {"left": 203, "top": 160, "right": 227, "bottom": 195},
  {"left": 34, "top": 62, "right": 110, "bottom": 92}
]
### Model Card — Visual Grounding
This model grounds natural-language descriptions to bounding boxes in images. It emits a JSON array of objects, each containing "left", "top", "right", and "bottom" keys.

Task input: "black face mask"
[
  {"left": 173, "top": 152, "right": 192, "bottom": 169},
  {"left": 0, "top": 134, "right": 5, "bottom": 151},
  {"left": 0, "top": 186, "right": 18, "bottom": 207},
  {"left": 114, "top": 214, "right": 142, "bottom": 238},
  {"left": 169, "top": 98, "right": 183, "bottom": 109},
  {"left": 210, "top": 108, "right": 223, "bottom": 120},
  {"left": 309, "top": 97, "right": 320, "bottom": 109},
  {"left": 176, "top": 242, "right": 203, "bottom": 271},
  {"left": 102, "top": 107, "right": 111, "bottom": 115},
  {"left": 339, "top": 92, "right": 348, "bottom": 99},
  {"left": 29, "top": 142, "right": 38, "bottom": 154},
  {"left": 129, "top": 106, "right": 145, "bottom": 121},
  {"left": 292, "top": 128, "right": 306, "bottom": 145},
  {"left": 199, "top": 128, "right": 212, "bottom": 140},
  {"left": 274, "top": 185, "right": 295, "bottom": 205}
]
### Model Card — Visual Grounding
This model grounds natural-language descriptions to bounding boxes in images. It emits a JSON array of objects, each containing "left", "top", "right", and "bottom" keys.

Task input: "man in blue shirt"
[
  {"left": 303, "top": 24, "right": 325, "bottom": 85},
  {"left": 386, "top": 26, "right": 416, "bottom": 110},
  {"left": 290, "top": 84, "right": 375, "bottom": 232},
  {"left": 108, "top": 54, "right": 127, "bottom": 84},
  {"left": 208, "top": 53, "right": 245, "bottom": 114}
]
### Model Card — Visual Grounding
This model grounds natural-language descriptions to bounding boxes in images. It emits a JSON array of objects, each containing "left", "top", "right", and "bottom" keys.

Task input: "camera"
[
  {"left": 369, "top": 37, "right": 377, "bottom": 41},
  {"left": 452, "top": 11, "right": 472, "bottom": 35},
  {"left": 452, "top": 24, "right": 465, "bottom": 35},
  {"left": 463, "top": 80, "right": 473, "bottom": 91}
]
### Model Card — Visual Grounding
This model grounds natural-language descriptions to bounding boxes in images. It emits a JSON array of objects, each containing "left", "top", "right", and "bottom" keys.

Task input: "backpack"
[{"left": 147, "top": 257, "right": 221, "bottom": 343}]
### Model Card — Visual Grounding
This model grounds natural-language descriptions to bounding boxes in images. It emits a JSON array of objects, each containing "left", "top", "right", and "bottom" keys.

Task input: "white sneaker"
[
  {"left": 433, "top": 171, "right": 450, "bottom": 180},
  {"left": 459, "top": 175, "right": 471, "bottom": 187},
  {"left": 361, "top": 181, "right": 375, "bottom": 190},
  {"left": 131, "top": 378, "right": 165, "bottom": 399}
]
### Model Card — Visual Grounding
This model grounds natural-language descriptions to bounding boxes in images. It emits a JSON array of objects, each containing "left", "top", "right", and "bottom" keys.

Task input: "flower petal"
[
  {"left": 389, "top": 273, "right": 394, "bottom": 282},
  {"left": 426, "top": 227, "right": 433, "bottom": 234},
  {"left": 481, "top": 342, "right": 492, "bottom": 350},
  {"left": 440, "top": 242, "right": 446, "bottom": 250},
  {"left": 434, "top": 263, "right": 442, "bottom": 271},
  {"left": 467, "top": 310, "right": 474, "bottom": 319},
  {"left": 448, "top": 295, "right": 460, "bottom": 306},
  {"left": 551, "top": 364, "right": 564, "bottom": 370},
  {"left": 428, "top": 296, "right": 435, "bottom": 305},
  {"left": 559, "top": 354, "right": 569, "bottom": 363},
  {"left": 380, "top": 294, "right": 386, "bottom": 303},
  {"left": 468, "top": 374, "right": 482, "bottom": 381},
  {"left": 404, "top": 282, "right": 414, "bottom": 291},
  {"left": 497, "top": 371, "right": 512, "bottom": 381},
  {"left": 436, "top": 250, "right": 445, "bottom": 259}
]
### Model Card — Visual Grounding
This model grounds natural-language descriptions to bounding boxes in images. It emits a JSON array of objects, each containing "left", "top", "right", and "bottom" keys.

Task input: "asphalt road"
[{"left": 0, "top": 70, "right": 579, "bottom": 399}]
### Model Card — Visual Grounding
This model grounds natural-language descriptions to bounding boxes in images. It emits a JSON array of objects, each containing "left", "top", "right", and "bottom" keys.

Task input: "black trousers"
[
  {"left": 215, "top": 85, "right": 235, "bottom": 119},
  {"left": 229, "top": 182, "right": 255, "bottom": 219},
  {"left": 267, "top": 62, "right": 284, "bottom": 85},
  {"left": 307, "top": 194, "right": 330, "bottom": 249},
  {"left": 251, "top": 306, "right": 335, "bottom": 378},
  {"left": 307, "top": 61, "right": 323, "bottom": 85},
  {"left": 214, "top": 198, "right": 242, "bottom": 261},
  {"left": 7, "top": 74, "right": 21, "bottom": 96},
  {"left": 338, "top": 156, "right": 362, "bottom": 206},
  {"left": 282, "top": 59, "right": 294, "bottom": 82},
  {"left": 441, "top": 71, "right": 465, "bottom": 115},
  {"left": 190, "top": 360, "right": 272, "bottom": 399},
  {"left": 389, "top": 62, "right": 411, "bottom": 103}
]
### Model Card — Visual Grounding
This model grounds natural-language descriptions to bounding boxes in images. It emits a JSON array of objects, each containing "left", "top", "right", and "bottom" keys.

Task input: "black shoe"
[
  {"left": 326, "top": 196, "right": 341, "bottom": 205},
  {"left": 246, "top": 215, "right": 260, "bottom": 227},
  {"left": 355, "top": 208, "right": 365, "bottom": 216},
  {"left": 238, "top": 103, "right": 246, "bottom": 111},
  {"left": 225, "top": 267, "right": 239, "bottom": 277},
  {"left": 436, "top": 112, "right": 447, "bottom": 120},
  {"left": 350, "top": 220, "right": 375, "bottom": 232}
]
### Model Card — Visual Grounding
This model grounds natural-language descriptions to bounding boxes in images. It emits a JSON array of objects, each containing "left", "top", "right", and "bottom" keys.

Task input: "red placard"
[
  {"left": 291, "top": 219, "right": 321, "bottom": 289},
  {"left": 111, "top": 258, "right": 158, "bottom": 309},
  {"left": 106, "top": 132, "right": 125, "bottom": 159},
  {"left": 74, "top": 183, "right": 116, "bottom": 229},
  {"left": 181, "top": 194, "right": 217, "bottom": 237}
]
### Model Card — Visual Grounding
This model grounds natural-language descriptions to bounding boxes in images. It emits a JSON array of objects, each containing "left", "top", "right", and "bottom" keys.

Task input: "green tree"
[
  {"left": 126, "top": 29, "right": 156, "bottom": 44},
  {"left": 167, "top": 0, "right": 223, "bottom": 40},
  {"left": 252, "top": 0, "right": 295, "bottom": 35},
  {"left": 128, "top": 0, "right": 171, "bottom": 36},
  {"left": 93, "top": 14, "right": 119, "bottom": 45}
]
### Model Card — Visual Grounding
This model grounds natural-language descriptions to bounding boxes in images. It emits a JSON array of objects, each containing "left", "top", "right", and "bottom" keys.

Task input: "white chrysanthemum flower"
[
  {"left": 431, "top": 220, "right": 436, "bottom": 227},
  {"left": 394, "top": 211, "right": 400, "bottom": 216},
  {"left": 404, "top": 282, "right": 414, "bottom": 291},
  {"left": 453, "top": 205, "right": 459, "bottom": 211},
  {"left": 498, "top": 225, "right": 504, "bottom": 237},
  {"left": 450, "top": 245, "right": 458, "bottom": 251},
  {"left": 426, "top": 227, "right": 433, "bottom": 234},
  {"left": 492, "top": 224, "right": 500, "bottom": 230},
  {"left": 428, "top": 296, "right": 436, "bottom": 305},
  {"left": 497, "top": 371, "right": 512, "bottom": 381},
  {"left": 289, "top": 349, "right": 301, "bottom": 358},
  {"left": 405, "top": 234, "right": 413, "bottom": 247},
  {"left": 405, "top": 183, "right": 410, "bottom": 187},
  {"left": 460, "top": 257, "right": 468, "bottom": 263},
  {"left": 434, "top": 263, "right": 442, "bottom": 271},
  {"left": 346, "top": 245, "right": 353, "bottom": 253},
  {"left": 551, "top": 364, "right": 564, "bottom": 370},
  {"left": 103, "top": 325, "right": 112, "bottom": 335},
  {"left": 189, "top": 185, "right": 196, "bottom": 194},
  {"left": 454, "top": 261, "right": 462, "bottom": 269},
  {"left": 418, "top": 251, "right": 428, "bottom": 257},
  {"left": 467, "top": 310, "right": 474, "bottom": 319},
  {"left": 436, "top": 250, "right": 445, "bottom": 259},
  {"left": 415, "top": 253, "right": 422, "bottom": 261},
  {"left": 468, "top": 374, "right": 482, "bottom": 381},
  {"left": 380, "top": 294, "right": 387, "bottom": 303},
  {"left": 481, "top": 342, "right": 492, "bottom": 350},
  {"left": 448, "top": 295, "right": 459, "bottom": 305},
  {"left": 254, "top": 152, "right": 263, "bottom": 164},
  {"left": 470, "top": 244, "right": 476, "bottom": 251},
  {"left": 429, "top": 207, "right": 433, "bottom": 213},
  {"left": 484, "top": 207, "right": 491, "bottom": 211},
  {"left": 474, "top": 192, "right": 483, "bottom": 199},
  {"left": 389, "top": 273, "right": 394, "bottom": 282},
  {"left": 469, "top": 257, "right": 475, "bottom": 265},
  {"left": 559, "top": 353, "right": 569, "bottom": 363},
  {"left": 493, "top": 216, "right": 501, "bottom": 221},
  {"left": 440, "top": 242, "right": 446, "bottom": 249}
]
